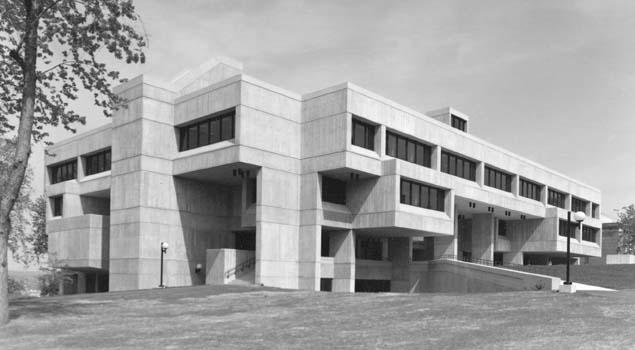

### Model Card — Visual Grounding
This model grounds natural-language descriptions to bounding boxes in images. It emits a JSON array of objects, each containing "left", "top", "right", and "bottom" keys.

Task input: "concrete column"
[
  {"left": 431, "top": 146, "right": 441, "bottom": 171},
  {"left": 512, "top": 175, "right": 519, "bottom": 197},
  {"left": 62, "top": 192, "right": 82, "bottom": 217},
  {"left": 76, "top": 272, "right": 86, "bottom": 294},
  {"left": 471, "top": 214, "right": 495, "bottom": 262},
  {"left": 389, "top": 237, "right": 412, "bottom": 292},
  {"left": 476, "top": 162, "right": 485, "bottom": 187},
  {"left": 565, "top": 194, "right": 572, "bottom": 210},
  {"left": 381, "top": 238, "right": 389, "bottom": 261},
  {"left": 330, "top": 229, "right": 355, "bottom": 292},
  {"left": 378, "top": 125, "right": 386, "bottom": 157},
  {"left": 541, "top": 185, "right": 548, "bottom": 205}
]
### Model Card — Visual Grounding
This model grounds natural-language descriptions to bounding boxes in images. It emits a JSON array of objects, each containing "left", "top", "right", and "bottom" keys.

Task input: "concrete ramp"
[{"left": 408, "top": 259, "right": 562, "bottom": 293}]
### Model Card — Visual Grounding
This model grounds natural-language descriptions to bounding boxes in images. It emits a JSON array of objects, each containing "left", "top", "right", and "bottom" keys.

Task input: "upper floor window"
[
  {"left": 50, "top": 160, "right": 77, "bottom": 184},
  {"left": 484, "top": 166, "right": 512, "bottom": 192},
  {"left": 571, "top": 197, "right": 589, "bottom": 214},
  {"left": 498, "top": 220, "right": 507, "bottom": 236},
  {"left": 400, "top": 179, "right": 445, "bottom": 212},
  {"left": 520, "top": 178, "right": 542, "bottom": 202},
  {"left": 558, "top": 219, "right": 578, "bottom": 238},
  {"left": 451, "top": 115, "right": 466, "bottom": 132},
  {"left": 440, "top": 151, "right": 476, "bottom": 181},
  {"left": 385, "top": 131, "right": 432, "bottom": 168},
  {"left": 592, "top": 203, "right": 600, "bottom": 219},
  {"left": 582, "top": 226, "right": 598, "bottom": 242},
  {"left": 322, "top": 175, "right": 346, "bottom": 205},
  {"left": 51, "top": 196, "right": 63, "bottom": 217},
  {"left": 84, "top": 148, "right": 111, "bottom": 176},
  {"left": 351, "top": 117, "right": 375, "bottom": 151},
  {"left": 178, "top": 109, "right": 235, "bottom": 152},
  {"left": 548, "top": 189, "right": 566, "bottom": 209}
]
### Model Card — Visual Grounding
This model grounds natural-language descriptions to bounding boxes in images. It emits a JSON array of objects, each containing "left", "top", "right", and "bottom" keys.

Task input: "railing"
[
  {"left": 434, "top": 254, "right": 528, "bottom": 269},
  {"left": 225, "top": 256, "right": 256, "bottom": 279}
]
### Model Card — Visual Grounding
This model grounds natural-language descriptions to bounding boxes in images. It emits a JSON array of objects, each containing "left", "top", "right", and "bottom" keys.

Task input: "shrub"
[
  {"left": 8, "top": 277, "right": 26, "bottom": 296},
  {"left": 39, "top": 271, "right": 65, "bottom": 297}
]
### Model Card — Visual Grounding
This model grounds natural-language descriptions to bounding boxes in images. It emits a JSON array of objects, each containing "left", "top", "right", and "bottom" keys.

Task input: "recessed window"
[
  {"left": 385, "top": 131, "right": 432, "bottom": 168},
  {"left": 592, "top": 203, "right": 600, "bottom": 219},
  {"left": 582, "top": 226, "right": 598, "bottom": 242},
  {"left": 50, "top": 160, "right": 77, "bottom": 184},
  {"left": 558, "top": 220, "right": 578, "bottom": 238},
  {"left": 400, "top": 179, "right": 445, "bottom": 212},
  {"left": 321, "top": 230, "right": 331, "bottom": 257},
  {"left": 520, "top": 178, "right": 542, "bottom": 202},
  {"left": 351, "top": 117, "right": 375, "bottom": 151},
  {"left": 355, "top": 237, "right": 383, "bottom": 260},
  {"left": 178, "top": 109, "right": 235, "bottom": 151},
  {"left": 451, "top": 115, "right": 466, "bottom": 132},
  {"left": 572, "top": 197, "right": 589, "bottom": 214},
  {"left": 548, "top": 189, "right": 566, "bottom": 209},
  {"left": 440, "top": 151, "right": 476, "bottom": 181},
  {"left": 498, "top": 220, "right": 507, "bottom": 236},
  {"left": 84, "top": 148, "right": 111, "bottom": 176},
  {"left": 247, "top": 178, "right": 257, "bottom": 205},
  {"left": 51, "top": 196, "right": 63, "bottom": 217},
  {"left": 322, "top": 176, "right": 346, "bottom": 205},
  {"left": 485, "top": 166, "right": 512, "bottom": 192}
]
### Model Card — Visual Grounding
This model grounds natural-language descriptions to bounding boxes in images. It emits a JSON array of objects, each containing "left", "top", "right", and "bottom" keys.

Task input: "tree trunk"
[{"left": 0, "top": 0, "right": 39, "bottom": 326}]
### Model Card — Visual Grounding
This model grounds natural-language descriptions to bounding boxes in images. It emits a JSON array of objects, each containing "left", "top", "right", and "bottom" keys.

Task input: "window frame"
[
  {"left": 322, "top": 175, "right": 347, "bottom": 205},
  {"left": 178, "top": 109, "right": 235, "bottom": 152},
  {"left": 451, "top": 115, "right": 466, "bottom": 132},
  {"left": 49, "top": 160, "right": 77, "bottom": 184},
  {"left": 548, "top": 189, "right": 567, "bottom": 209},
  {"left": 440, "top": 150, "right": 476, "bottom": 181},
  {"left": 520, "top": 178, "right": 542, "bottom": 202},
  {"left": 385, "top": 131, "right": 432, "bottom": 168},
  {"left": 400, "top": 178, "right": 445, "bottom": 212},
  {"left": 51, "top": 196, "right": 63, "bottom": 217},
  {"left": 84, "top": 148, "right": 112, "bottom": 176},
  {"left": 351, "top": 117, "right": 375, "bottom": 151},
  {"left": 484, "top": 165, "right": 512, "bottom": 192}
]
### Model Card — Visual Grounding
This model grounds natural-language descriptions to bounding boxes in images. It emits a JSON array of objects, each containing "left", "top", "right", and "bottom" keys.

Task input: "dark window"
[
  {"left": 322, "top": 176, "right": 346, "bottom": 205},
  {"left": 494, "top": 252, "right": 504, "bottom": 266},
  {"left": 572, "top": 197, "right": 589, "bottom": 214},
  {"left": 440, "top": 151, "right": 476, "bottom": 181},
  {"left": 485, "top": 166, "right": 512, "bottom": 192},
  {"left": 559, "top": 220, "right": 579, "bottom": 238},
  {"left": 400, "top": 179, "right": 445, "bottom": 212},
  {"left": 178, "top": 109, "right": 235, "bottom": 151},
  {"left": 51, "top": 196, "right": 63, "bottom": 217},
  {"left": 248, "top": 178, "right": 257, "bottom": 205},
  {"left": 582, "top": 226, "right": 598, "bottom": 242},
  {"left": 320, "top": 278, "right": 333, "bottom": 292},
  {"left": 451, "top": 115, "right": 466, "bottom": 132},
  {"left": 592, "top": 203, "right": 600, "bottom": 219},
  {"left": 355, "top": 237, "right": 383, "bottom": 260},
  {"left": 321, "top": 231, "right": 330, "bottom": 257},
  {"left": 50, "top": 160, "right": 77, "bottom": 184},
  {"left": 520, "top": 178, "right": 542, "bottom": 201},
  {"left": 548, "top": 189, "right": 566, "bottom": 209},
  {"left": 352, "top": 117, "right": 375, "bottom": 151},
  {"left": 84, "top": 149, "right": 111, "bottom": 176},
  {"left": 355, "top": 279, "right": 390, "bottom": 292},
  {"left": 385, "top": 131, "right": 432, "bottom": 168},
  {"left": 498, "top": 220, "right": 507, "bottom": 236},
  {"left": 235, "top": 231, "right": 255, "bottom": 251}
]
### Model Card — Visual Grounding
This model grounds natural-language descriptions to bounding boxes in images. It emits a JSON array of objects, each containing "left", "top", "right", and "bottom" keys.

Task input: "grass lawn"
[
  {"left": 2, "top": 285, "right": 635, "bottom": 349},
  {"left": 511, "top": 264, "right": 635, "bottom": 289}
]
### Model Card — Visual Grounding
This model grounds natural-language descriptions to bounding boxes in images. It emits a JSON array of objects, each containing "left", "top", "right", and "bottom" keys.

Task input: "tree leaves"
[{"left": 0, "top": 0, "right": 147, "bottom": 141}]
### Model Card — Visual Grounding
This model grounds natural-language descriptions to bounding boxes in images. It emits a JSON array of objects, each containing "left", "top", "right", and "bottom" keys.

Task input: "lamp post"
[
  {"left": 565, "top": 211, "right": 586, "bottom": 285},
  {"left": 159, "top": 241, "right": 168, "bottom": 288}
]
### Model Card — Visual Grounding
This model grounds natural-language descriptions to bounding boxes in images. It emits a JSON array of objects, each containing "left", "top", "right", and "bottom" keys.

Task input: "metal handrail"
[
  {"left": 225, "top": 256, "right": 256, "bottom": 279},
  {"left": 433, "top": 254, "right": 524, "bottom": 268}
]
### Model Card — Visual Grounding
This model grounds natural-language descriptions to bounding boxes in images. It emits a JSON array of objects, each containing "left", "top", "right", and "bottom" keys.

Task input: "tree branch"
[{"left": 9, "top": 49, "right": 25, "bottom": 71}]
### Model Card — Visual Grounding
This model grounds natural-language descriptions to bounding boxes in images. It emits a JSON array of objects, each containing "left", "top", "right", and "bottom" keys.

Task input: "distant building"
[{"left": 45, "top": 58, "right": 603, "bottom": 294}]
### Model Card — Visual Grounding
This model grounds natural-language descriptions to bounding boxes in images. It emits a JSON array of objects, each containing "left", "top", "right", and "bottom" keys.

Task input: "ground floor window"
[
  {"left": 320, "top": 278, "right": 332, "bottom": 292},
  {"left": 494, "top": 252, "right": 504, "bottom": 266},
  {"left": 235, "top": 231, "right": 255, "bottom": 251},
  {"left": 355, "top": 237, "right": 383, "bottom": 260},
  {"left": 355, "top": 279, "right": 390, "bottom": 292}
]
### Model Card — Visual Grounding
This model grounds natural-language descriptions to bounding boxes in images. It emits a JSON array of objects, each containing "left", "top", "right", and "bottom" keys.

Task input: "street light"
[
  {"left": 564, "top": 211, "right": 586, "bottom": 286},
  {"left": 159, "top": 241, "right": 168, "bottom": 288}
]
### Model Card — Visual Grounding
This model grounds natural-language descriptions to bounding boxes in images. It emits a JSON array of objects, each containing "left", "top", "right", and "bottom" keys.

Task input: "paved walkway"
[{"left": 565, "top": 281, "right": 615, "bottom": 291}]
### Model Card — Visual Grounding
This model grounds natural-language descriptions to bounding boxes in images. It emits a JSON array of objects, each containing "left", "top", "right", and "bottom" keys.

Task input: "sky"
[{"left": 31, "top": 0, "right": 635, "bottom": 220}]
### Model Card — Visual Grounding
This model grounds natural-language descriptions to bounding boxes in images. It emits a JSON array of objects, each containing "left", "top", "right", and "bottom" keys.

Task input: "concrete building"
[{"left": 45, "top": 58, "right": 603, "bottom": 294}]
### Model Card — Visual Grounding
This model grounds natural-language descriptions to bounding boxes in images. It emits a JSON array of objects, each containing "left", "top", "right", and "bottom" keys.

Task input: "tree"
[
  {"left": 1, "top": 138, "right": 34, "bottom": 265},
  {"left": 0, "top": 0, "right": 146, "bottom": 325},
  {"left": 616, "top": 204, "right": 635, "bottom": 255},
  {"left": 28, "top": 196, "right": 48, "bottom": 262}
]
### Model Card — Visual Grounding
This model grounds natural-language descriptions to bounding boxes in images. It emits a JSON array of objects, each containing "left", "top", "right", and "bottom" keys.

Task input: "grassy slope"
[
  {"left": 510, "top": 264, "right": 635, "bottom": 289},
  {"left": 2, "top": 285, "right": 635, "bottom": 349}
]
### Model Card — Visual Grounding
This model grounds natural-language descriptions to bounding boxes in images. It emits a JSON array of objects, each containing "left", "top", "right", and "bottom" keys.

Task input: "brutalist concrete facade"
[{"left": 45, "top": 58, "right": 602, "bottom": 293}]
